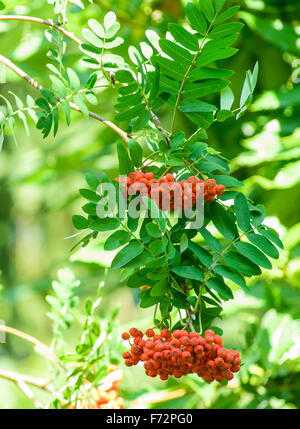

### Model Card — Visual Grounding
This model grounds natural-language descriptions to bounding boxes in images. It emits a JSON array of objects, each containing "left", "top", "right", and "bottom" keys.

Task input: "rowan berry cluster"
[
  {"left": 121, "top": 328, "right": 241, "bottom": 383},
  {"left": 116, "top": 171, "right": 225, "bottom": 211}
]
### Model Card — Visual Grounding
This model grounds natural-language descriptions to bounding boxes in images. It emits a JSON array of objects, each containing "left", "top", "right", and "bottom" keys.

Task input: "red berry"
[
  {"left": 161, "top": 329, "right": 171, "bottom": 338},
  {"left": 154, "top": 352, "right": 163, "bottom": 361},
  {"left": 121, "top": 332, "right": 130, "bottom": 340},
  {"left": 215, "top": 357, "right": 224, "bottom": 367},
  {"left": 125, "top": 359, "right": 133, "bottom": 367},
  {"left": 182, "top": 351, "right": 192, "bottom": 361},
  {"left": 129, "top": 328, "right": 139, "bottom": 337},
  {"left": 145, "top": 328, "right": 155, "bottom": 337},
  {"left": 165, "top": 173, "right": 174, "bottom": 182},
  {"left": 145, "top": 172, "right": 154, "bottom": 180},
  {"left": 216, "top": 184, "right": 225, "bottom": 196}
]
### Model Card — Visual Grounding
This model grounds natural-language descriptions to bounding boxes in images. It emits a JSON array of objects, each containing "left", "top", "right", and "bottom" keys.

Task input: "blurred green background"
[{"left": 0, "top": 0, "right": 300, "bottom": 409}]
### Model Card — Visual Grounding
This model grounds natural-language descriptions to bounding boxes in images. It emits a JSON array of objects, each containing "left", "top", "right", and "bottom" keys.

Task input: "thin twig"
[
  {"left": 0, "top": 324, "right": 60, "bottom": 365},
  {"left": 0, "top": 15, "right": 82, "bottom": 45},
  {"left": 0, "top": 54, "right": 130, "bottom": 143},
  {"left": 0, "top": 368, "right": 52, "bottom": 391},
  {"left": 170, "top": 19, "right": 216, "bottom": 136},
  {"left": 182, "top": 158, "right": 206, "bottom": 180},
  {"left": 0, "top": 368, "right": 53, "bottom": 408}
]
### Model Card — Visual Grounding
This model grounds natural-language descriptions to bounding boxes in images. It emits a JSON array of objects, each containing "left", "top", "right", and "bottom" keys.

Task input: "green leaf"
[
  {"left": 132, "top": 110, "right": 151, "bottom": 132},
  {"left": 116, "top": 92, "right": 143, "bottom": 109},
  {"left": 188, "top": 241, "right": 213, "bottom": 268},
  {"left": 170, "top": 132, "right": 185, "bottom": 149},
  {"left": 152, "top": 56, "right": 186, "bottom": 81},
  {"left": 67, "top": 68, "right": 81, "bottom": 91},
  {"left": 234, "top": 192, "right": 251, "bottom": 232},
  {"left": 129, "top": 139, "right": 143, "bottom": 167},
  {"left": 215, "top": 6, "right": 240, "bottom": 25},
  {"left": 115, "top": 104, "right": 145, "bottom": 121},
  {"left": 186, "top": 112, "right": 214, "bottom": 129},
  {"left": 211, "top": 202, "right": 238, "bottom": 240},
  {"left": 150, "top": 278, "right": 168, "bottom": 297},
  {"left": 213, "top": 264, "right": 248, "bottom": 290},
  {"left": 257, "top": 226, "right": 283, "bottom": 249},
  {"left": 50, "top": 75, "right": 67, "bottom": 98},
  {"left": 247, "top": 232, "right": 279, "bottom": 259},
  {"left": 73, "top": 93, "right": 89, "bottom": 118},
  {"left": 179, "top": 100, "right": 217, "bottom": 113},
  {"left": 142, "top": 196, "right": 167, "bottom": 232},
  {"left": 196, "top": 47, "right": 238, "bottom": 67},
  {"left": 128, "top": 46, "right": 143, "bottom": 65},
  {"left": 61, "top": 101, "right": 71, "bottom": 125},
  {"left": 207, "top": 277, "right": 233, "bottom": 300},
  {"left": 172, "top": 266, "right": 204, "bottom": 281},
  {"left": 234, "top": 241, "right": 272, "bottom": 270},
  {"left": 149, "top": 240, "right": 166, "bottom": 255},
  {"left": 104, "top": 11, "right": 117, "bottom": 30},
  {"left": 198, "top": 0, "right": 215, "bottom": 22},
  {"left": 250, "top": 204, "right": 265, "bottom": 226},
  {"left": 159, "top": 39, "right": 193, "bottom": 64},
  {"left": 199, "top": 227, "right": 223, "bottom": 253},
  {"left": 104, "top": 230, "right": 131, "bottom": 251},
  {"left": 210, "top": 23, "right": 244, "bottom": 39},
  {"left": 117, "top": 141, "right": 134, "bottom": 175},
  {"left": 79, "top": 188, "right": 100, "bottom": 202},
  {"left": 127, "top": 269, "right": 152, "bottom": 288},
  {"left": 89, "top": 217, "right": 119, "bottom": 232},
  {"left": 115, "top": 70, "right": 134, "bottom": 83},
  {"left": 52, "top": 107, "right": 59, "bottom": 136},
  {"left": 189, "top": 67, "right": 234, "bottom": 81},
  {"left": 180, "top": 233, "right": 189, "bottom": 253},
  {"left": 186, "top": 2, "right": 207, "bottom": 35},
  {"left": 146, "top": 223, "right": 162, "bottom": 239},
  {"left": 214, "top": 0, "right": 226, "bottom": 14},
  {"left": 213, "top": 175, "right": 244, "bottom": 188},
  {"left": 139, "top": 289, "right": 159, "bottom": 308},
  {"left": 36, "top": 97, "right": 51, "bottom": 112},
  {"left": 72, "top": 215, "right": 88, "bottom": 230},
  {"left": 223, "top": 251, "right": 261, "bottom": 276},
  {"left": 183, "top": 79, "right": 228, "bottom": 98},
  {"left": 168, "top": 23, "right": 199, "bottom": 51},
  {"left": 0, "top": 2, "right": 6, "bottom": 10},
  {"left": 88, "top": 19, "right": 105, "bottom": 38},
  {"left": 216, "top": 110, "right": 233, "bottom": 122},
  {"left": 85, "top": 171, "right": 101, "bottom": 190},
  {"left": 85, "top": 73, "right": 97, "bottom": 90},
  {"left": 220, "top": 86, "right": 234, "bottom": 110},
  {"left": 111, "top": 241, "right": 144, "bottom": 269}
]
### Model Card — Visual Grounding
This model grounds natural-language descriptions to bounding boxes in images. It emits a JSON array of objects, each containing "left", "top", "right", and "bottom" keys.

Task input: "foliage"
[{"left": 0, "top": 0, "right": 299, "bottom": 410}]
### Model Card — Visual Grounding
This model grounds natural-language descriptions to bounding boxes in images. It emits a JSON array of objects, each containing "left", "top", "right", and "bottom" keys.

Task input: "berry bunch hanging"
[
  {"left": 122, "top": 328, "right": 241, "bottom": 383},
  {"left": 116, "top": 171, "right": 225, "bottom": 210}
]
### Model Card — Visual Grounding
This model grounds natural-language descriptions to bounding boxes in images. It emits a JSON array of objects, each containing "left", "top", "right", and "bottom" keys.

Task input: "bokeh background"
[{"left": 0, "top": 0, "right": 300, "bottom": 409}]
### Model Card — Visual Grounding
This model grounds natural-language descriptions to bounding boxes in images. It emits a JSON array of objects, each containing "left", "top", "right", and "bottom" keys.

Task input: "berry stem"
[{"left": 182, "top": 158, "right": 206, "bottom": 180}]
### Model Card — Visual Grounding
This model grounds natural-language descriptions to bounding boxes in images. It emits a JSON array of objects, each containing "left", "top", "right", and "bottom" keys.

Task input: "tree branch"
[
  {"left": 0, "top": 368, "right": 53, "bottom": 408},
  {"left": 0, "top": 54, "right": 130, "bottom": 143},
  {"left": 0, "top": 368, "right": 52, "bottom": 390},
  {"left": 0, "top": 324, "right": 60, "bottom": 365},
  {"left": 0, "top": 15, "right": 82, "bottom": 45}
]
